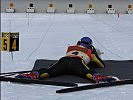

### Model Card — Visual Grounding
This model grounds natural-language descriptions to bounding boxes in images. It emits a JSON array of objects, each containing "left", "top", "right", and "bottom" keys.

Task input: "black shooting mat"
[{"left": 32, "top": 59, "right": 133, "bottom": 83}]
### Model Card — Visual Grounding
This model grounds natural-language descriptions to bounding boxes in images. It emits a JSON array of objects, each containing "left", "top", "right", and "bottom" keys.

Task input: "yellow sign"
[
  {"left": 128, "top": 4, "right": 132, "bottom": 8},
  {"left": 10, "top": 3, "right": 14, "bottom": 8},
  {"left": 88, "top": 4, "right": 93, "bottom": 8},
  {"left": 1, "top": 32, "right": 19, "bottom": 52},
  {"left": 49, "top": 3, "right": 54, "bottom": 7}
]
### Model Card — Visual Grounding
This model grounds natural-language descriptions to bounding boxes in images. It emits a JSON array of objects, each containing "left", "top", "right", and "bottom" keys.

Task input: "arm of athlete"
[{"left": 90, "top": 45, "right": 105, "bottom": 68}]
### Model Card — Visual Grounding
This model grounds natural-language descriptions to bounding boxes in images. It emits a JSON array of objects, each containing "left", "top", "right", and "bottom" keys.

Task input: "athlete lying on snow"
[{"left": 16, "top": 37, "right": 117, "bottom": 83}]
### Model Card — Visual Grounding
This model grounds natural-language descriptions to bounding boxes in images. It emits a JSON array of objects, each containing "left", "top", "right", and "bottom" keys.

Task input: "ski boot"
[
  {"left": 15, "top": 71, "right": 39, "bottom": 80},
  {"left": 93, "top": 73, "right": 118, "bottom": 83}
]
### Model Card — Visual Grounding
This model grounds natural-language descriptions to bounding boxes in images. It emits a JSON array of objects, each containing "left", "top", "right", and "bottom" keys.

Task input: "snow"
[{"left": 1, "top": 13, "right": 133, "bottom": 100}]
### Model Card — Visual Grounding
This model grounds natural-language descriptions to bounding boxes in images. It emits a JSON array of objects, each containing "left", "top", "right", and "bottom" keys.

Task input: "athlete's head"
[{"left": 77, "top": 37, "right": 92, "bottom": 48}]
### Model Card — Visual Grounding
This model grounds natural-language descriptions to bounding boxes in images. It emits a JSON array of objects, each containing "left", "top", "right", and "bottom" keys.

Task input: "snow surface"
[{"left": 1, "top": 13, "right": 133, "bottom": 100}]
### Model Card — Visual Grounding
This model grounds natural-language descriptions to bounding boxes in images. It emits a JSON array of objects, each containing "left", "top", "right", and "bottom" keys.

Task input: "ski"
[
  {"left": 0, "top": 70, "right": 32, "bottom": 75},
  {"left": 56, "top": 79, "right": 133, "bottom": 93},
  {"left": 0, "top": 70, "right": 32, "bottom": 77},
  {"left": 0, "top": 76, "right": 78, "bottom": 87}
]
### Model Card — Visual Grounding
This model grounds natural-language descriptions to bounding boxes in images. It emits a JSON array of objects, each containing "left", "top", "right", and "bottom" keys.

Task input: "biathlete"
[{"left": 16, "top": 37, "right": 117, "bottom": 83}]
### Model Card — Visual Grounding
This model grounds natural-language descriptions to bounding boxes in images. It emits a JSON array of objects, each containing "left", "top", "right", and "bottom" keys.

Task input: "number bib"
[{"left": 66, "top": 46, "right": 92, "bottom": 64}]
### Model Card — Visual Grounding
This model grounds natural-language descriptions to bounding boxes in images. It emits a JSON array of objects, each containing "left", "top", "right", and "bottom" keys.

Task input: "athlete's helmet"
[{"left": 78, "top": 37, "right": 92, "bottom": 48}]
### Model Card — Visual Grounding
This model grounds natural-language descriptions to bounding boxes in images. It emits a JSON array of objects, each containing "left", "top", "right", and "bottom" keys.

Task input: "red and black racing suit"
[{"left": 36, "top": 45, "right": 105, "bottom": 80}]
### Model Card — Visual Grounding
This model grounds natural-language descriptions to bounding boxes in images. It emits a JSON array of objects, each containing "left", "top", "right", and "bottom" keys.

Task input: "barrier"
[
  {"left": 26, "top": 7, "right": 35, "bottom": 13},
  {"left": 107, "top": 8, "right": 116, "bottom": 14},
  {"left": 6, "top": 8, "right": 15, "bottom": 13},
  {"left": 127, "top": 8, "right": 133, "bottom": 14}
]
